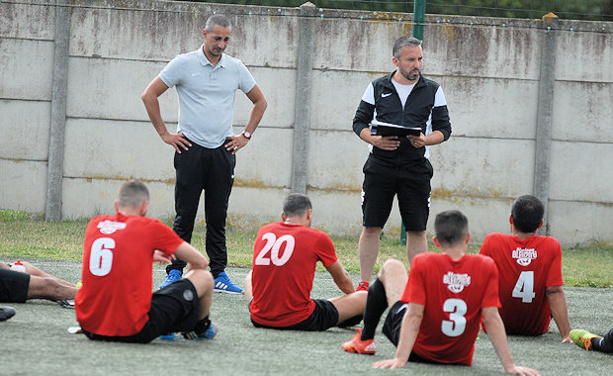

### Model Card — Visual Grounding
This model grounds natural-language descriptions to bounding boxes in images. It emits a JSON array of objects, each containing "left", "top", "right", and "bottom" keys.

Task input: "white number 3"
[
  {"left": 255, "top": 233, "right": 295, "bottom": 266},
  {"left": 89, "top": 238, "right": 115, "bottom": 276},
  {"left": 441, "top": 298, "right": 467, "bottom": 337}
]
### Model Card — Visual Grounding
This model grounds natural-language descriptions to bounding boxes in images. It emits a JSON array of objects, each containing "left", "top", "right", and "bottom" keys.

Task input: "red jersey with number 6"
[
  {"left": 479, "top": 233, "right": 563, "bottom": 336},
  {"left": 402, "top": 252, "right": 500, "bottom": 365},
  {"left": 249, "top": 222, "right": 338, "bottom": 327},
  {"left": 76, "top": 213, "right": 183, "bottom": 336}
]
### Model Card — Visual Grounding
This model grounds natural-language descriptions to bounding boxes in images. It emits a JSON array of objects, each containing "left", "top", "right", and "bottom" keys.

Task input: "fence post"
[
  {"left": 291, "top": 2, "right": 317, "bottom": 194},
  {"left": 534, "top": 12, "right": 559, "bottom": 234},
  {"left": 45, "top": 0, "right": 71, "bottom": 221},
  {"left": 401, "top": 0, "right": 427, "bottom": 245}
]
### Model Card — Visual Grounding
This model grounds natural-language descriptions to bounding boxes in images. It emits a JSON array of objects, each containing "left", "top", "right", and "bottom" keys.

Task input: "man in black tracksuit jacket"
[{"left": 352, "top": 36, "right": 452, "bottom": 290}]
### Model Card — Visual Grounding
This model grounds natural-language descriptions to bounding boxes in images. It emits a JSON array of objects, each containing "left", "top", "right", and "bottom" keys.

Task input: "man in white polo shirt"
[{"left": 142, "top": 14, "right": 267, "bottom": 295}]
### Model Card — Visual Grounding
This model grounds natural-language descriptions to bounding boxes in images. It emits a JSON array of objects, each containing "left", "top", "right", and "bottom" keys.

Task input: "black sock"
[
  {"left": 194, "top": 316, "right": 211, "bottom": 334},
  {"left": 360, "top": 278, "right": 388, "bottom": 341}
]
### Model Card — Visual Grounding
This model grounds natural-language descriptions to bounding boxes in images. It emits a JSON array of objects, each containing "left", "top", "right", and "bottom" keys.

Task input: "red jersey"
[
  {"left": 75, "top": 213, "right": 183, "bottom": 336},
  {"left": 249, "top": 222, "right": 338, "bottom": 327},
  {"left": 479, "top": 233, "right": 563, "bottom": 336},
  {"left": 402, "top": 252, "right": 500, "bottom": 366}
]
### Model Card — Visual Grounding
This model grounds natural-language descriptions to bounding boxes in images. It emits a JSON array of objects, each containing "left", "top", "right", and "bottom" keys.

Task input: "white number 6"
[{"left": 90, "top": 238, "right": 115, "bottom": 276}]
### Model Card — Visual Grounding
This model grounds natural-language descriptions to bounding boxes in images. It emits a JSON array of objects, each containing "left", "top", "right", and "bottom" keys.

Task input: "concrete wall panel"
[
  {"left": 233, "top": 127, "right": 293, "bottom": 188},
  {"left": 556, "top": 30, "right": 613, "bottom": 83},
  {"left": 442, "top": 76, "right": 539, "bottom": 139},
  {"left": 66, "top": 58, "right": 176, "bottom": 121},
  {"left": 233, "top": 67, "right": 296, "bottom": 128},
  {"left": 0, "top": 160, "right": 47, "bottom": 213},
  {"left": 552, "top": 81, "right": 613, "bottom": 142},
  {"left": 61, "top": 177, "right": 175, "bottom": 219},
  {"left": 63, "top": 118, "right": 175, "bottom": 180},
  {"left": 425, "top": 24, "right": 542, "bottom": 79},
  {"left": 0, "top": 0, "right": 55, "bottom": 40},
  {"left": 549, "top": 141, "right": 613, "bottom": 202},
  {"left": 307, "top": 131, "right": 368, "bottom": 190},
  {"left": 0, "top": 39, "right": 54, "bottom": 100},
  {"left": 0, "top": 100, "right": 51, "bottom": 160},
  {"left": 432, "top": 138, "right": 535, "bottom": 198},
  {"left": 548, "top": 200, "right": 613, "bottom": 247}
]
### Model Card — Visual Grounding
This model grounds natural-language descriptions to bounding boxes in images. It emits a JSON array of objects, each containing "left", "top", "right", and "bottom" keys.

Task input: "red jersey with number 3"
[
  {"left": 402, "top": 252, "right": 500, "bottom": 366},
  {"left": 76, "top": 213, "right": 183, "bottom": 336},
  {"left": 250, "top": 222, "right": 338, "bottom": 327},
  {"left": 479, "top": 233, "right": 563, "bottom": 336}
]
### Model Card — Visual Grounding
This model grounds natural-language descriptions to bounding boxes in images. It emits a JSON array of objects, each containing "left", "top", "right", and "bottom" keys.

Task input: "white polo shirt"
[{"left": 159, "top": 46, "right": 256, "bottom": 148}]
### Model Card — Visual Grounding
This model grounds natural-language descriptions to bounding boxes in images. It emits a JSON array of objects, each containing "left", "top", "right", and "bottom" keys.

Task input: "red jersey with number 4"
[
  {"left": 76, "top": 213, "right": 183, "bottom": 336},
  {"left": 479, "top": 233, "right": 563, "bottom": 336},
  {"left": 402, "top": 252, "right": 500, "bottom": 366},
  {"left": 250, "top": 222, "right": 338, "bottom": 327}
]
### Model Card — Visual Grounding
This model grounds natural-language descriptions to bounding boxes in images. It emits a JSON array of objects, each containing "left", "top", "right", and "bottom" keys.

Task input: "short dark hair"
[
  {"left": 283, "top": 193, "right": 312, "bottom": 217},
  {"left": 393, "top": 35, "right": 422, "bottom": 58},
  {"left": 511, "top": 195, "right": 544, "bottom": 233},
  {"left": 205, "top": 14, "right": 231, "bottom": 32},
  {"left": 117, "top": 180, "right": 149, "bottom": 209},
  {"left": 434, "top": 210, "right": 469, "bottom": 246}
]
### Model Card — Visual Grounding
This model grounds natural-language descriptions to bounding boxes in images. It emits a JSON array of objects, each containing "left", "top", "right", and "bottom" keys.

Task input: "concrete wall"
[{"left": 1, "top": 0, "right": 612, "bottom": 246}]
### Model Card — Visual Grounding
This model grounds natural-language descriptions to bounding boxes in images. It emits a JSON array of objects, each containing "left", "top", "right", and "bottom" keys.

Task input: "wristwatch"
[{"left": 242, "top": 131, "right": 252, "bottom": 139}]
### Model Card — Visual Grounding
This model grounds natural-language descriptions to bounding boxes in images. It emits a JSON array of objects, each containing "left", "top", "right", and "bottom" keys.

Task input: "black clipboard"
[{"left": 370, "top": 120, "right": 422, "bottom": 137}]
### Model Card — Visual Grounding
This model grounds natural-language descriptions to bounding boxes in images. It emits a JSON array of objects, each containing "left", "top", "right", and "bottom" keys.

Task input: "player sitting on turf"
[
  {"left": 479, "top": 195, "right": 571, "bottom": 342},
  {"left": 570, "top": 328, "right": 613, "bottom": 353},
  {"left": 244, "top": 193, "right": 367, "bottom": 331},
  {"left": 342, "top": 210, "right": 540, "bottom": 375},
  {"left": 0, "top": 261, "right": 77, "bottom": 308},
  {"left": 75, "top": 180, "right": 216, "bottom": 343}
]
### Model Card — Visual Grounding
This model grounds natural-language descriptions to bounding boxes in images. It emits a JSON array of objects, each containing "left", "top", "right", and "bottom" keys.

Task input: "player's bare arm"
[
  {"left": 326, "top": 261, "right": 355, "bottom": 294},
  {"left": 225, "top": 84, "right": 267, "bottom": 155},
  {"left": 359, "top": 128, "right": 400, "bottom": 150},
  {"left": 546, "top": 285, "right": 572, "bottom": 343},
  {"left": 153, "top": 250, "right": 175, "bottom": 265},
  {"left": 141, "top": 77, "right": 191, "bottom": 153},
  {"left": 372, "top": 302, "right": 423, "bottom": 369},
  {"left": 173, "top": 242, "right": 209, "bottom": 271},
  {"left": 482, "top": 307, "right": 541, "bottom": 375}
]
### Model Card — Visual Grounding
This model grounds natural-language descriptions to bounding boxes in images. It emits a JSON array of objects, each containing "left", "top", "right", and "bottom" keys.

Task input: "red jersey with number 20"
[
  {"left": 402, "top": 252, "right": 500, "bottom": 366},
  {"left": 479, "top": 233, "right": 563, "bottom": 336},
  {"left": 250, "top": 222, "right": 338, "bottom": 327},
  {"left": 76, "top": 213, "right": 183, "bottom": 336}
]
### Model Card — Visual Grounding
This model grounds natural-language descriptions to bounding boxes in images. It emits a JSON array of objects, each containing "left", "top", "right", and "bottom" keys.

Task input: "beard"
[{"left": 401, "top": 68, "right": 420, "bottom": 81}]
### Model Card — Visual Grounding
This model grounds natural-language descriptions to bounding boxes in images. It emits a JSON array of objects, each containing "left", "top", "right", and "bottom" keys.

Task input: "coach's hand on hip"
[
  {"left": 225, "top": 134, "right": 249, "bottom": 155},
  {"left": 162, "top": 132, "right": 191, "bottom": 154}
]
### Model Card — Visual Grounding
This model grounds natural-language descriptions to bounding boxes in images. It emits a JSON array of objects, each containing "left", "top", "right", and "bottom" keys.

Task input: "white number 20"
[
  {"left": 254, "top": 233, "right": 295, "bottom": 266},
  {"left": 512, "top": 271, "right": 536, "bottom": 303},
  {"left": 89, "top": 238, "right": 115, "bottom": 276}
]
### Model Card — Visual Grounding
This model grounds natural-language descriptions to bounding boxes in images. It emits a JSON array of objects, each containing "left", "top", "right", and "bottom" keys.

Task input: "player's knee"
[
  {"left": 381, "top": 259, "right": 405, "bottom": 275},
  {"left": 186, "top": 269, "right": 214, "bottom": 295}
]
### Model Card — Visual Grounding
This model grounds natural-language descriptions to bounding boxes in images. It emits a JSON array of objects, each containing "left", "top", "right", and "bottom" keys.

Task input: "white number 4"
[{"left": 512, "top": 271, "right": 536, "bottom": 303}]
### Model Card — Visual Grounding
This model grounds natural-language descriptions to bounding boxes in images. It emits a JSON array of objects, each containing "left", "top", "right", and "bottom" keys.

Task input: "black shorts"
[
  {"left": 251, "top": 299, "right": 339, "bottom": 332},
  {"left": 0, "top": 268, "right": 30, "bottom": 303},
  {"left": 82, "top": 279, "right": 201, "bottom": 343},
  {"left": 382, "top": 301, "right": 447, "bottom": 365},
  {"left": 361, "top": 157, "right": 433, "bottom": 231}
]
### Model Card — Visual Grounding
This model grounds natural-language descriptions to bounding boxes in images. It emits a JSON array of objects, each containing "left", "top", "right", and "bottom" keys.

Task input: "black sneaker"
[{"left": 0, "top": 306, "right": 16, "bottom": 322}]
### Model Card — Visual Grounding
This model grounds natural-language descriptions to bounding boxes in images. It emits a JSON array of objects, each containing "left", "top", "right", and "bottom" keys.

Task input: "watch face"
[{"left": 244, "top": 131, "right": 251, "bottom": 139}]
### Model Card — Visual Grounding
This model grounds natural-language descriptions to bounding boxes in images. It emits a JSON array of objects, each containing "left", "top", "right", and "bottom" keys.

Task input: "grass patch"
[{"left": 1, "top": 210, "right": 612, "bottom": 287}]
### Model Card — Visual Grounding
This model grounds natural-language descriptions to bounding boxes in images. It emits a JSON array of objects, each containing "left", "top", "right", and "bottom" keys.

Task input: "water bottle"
[{"left": 11, "top": 260, "right": 26, "bottom": 272}]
